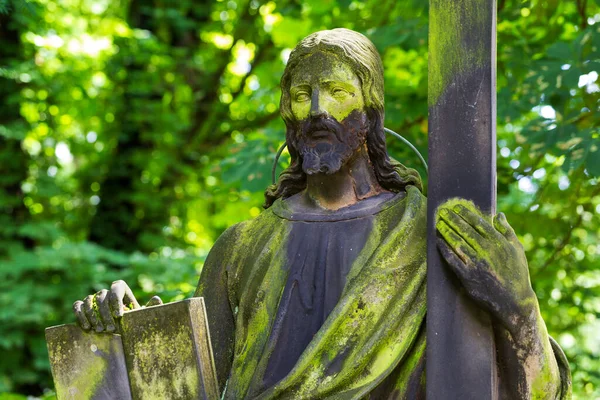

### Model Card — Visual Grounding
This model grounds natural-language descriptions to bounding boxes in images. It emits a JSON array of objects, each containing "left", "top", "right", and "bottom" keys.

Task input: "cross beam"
[{"left": 426, "top": 1, "right": 498, "bottom": 399}]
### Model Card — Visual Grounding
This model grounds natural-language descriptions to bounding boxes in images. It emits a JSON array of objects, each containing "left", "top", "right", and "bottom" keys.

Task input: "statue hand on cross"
[
  {"left": 435, "top": 199, "right": 536, "bottom": 335},
  {"left": 435, "top": 198, "right": 564, "bottom": 399},
  {"left": 72, "top": 280, "right": 163, "bottom": 333}
]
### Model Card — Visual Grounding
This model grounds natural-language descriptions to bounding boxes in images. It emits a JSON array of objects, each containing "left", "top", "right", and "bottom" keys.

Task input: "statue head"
[{"left": 264, "top": 28, "right": 420, "bottom": 208}]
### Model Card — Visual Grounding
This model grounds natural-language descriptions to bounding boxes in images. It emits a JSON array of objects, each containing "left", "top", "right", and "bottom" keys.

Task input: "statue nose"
[{"left": 309, "top": 90, "right": 326, "bottom": 118}]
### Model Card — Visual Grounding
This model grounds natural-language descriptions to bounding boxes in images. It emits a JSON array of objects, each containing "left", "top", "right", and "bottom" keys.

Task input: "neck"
[{"left": 305, "top": 146, "right": 384, "bottom": 210}]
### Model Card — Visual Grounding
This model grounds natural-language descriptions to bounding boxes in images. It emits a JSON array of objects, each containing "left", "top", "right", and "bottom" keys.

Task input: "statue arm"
[
  {"left": 194, "top": 223, "right": 245, "bottom": 394},
  {"left": 495, "top": 300, "right": 570, "bottom": 399}
]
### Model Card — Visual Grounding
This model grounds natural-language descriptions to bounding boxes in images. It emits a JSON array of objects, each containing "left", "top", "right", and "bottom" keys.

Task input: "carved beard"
[{"left": 293, "top": 110, "right": 369, "bottom": 175}]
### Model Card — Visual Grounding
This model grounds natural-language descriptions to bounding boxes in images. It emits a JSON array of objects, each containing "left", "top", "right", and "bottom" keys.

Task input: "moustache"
[{"left": 299, "top": 116, "right": 343, "bottom": 142}]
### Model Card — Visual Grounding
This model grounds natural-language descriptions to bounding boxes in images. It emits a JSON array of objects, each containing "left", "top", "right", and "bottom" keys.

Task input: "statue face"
[
  {"left": 290, "top": 51, "right": 365, "bottom": 122},
  {"left": 288, "top": 51, "right": 369, "bottom": 175}
]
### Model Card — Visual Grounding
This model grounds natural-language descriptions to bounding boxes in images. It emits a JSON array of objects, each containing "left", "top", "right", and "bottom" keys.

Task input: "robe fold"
[{"left": 195, "top": 185, "right": 571, "bottom": 399}]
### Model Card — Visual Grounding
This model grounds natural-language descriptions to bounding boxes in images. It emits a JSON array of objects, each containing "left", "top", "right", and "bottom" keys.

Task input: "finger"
[
  {"left": 110, "top": 280, "right": 140, "bottom": 318},
  {"left": 452, "top": 204, "right": 500, "bottom": 240},
  {"left": 73, "top": 300, "right": 91, "bottom": 330},
  {"left": 146, "top": 296, "right": 163, "bottom": 307},
  {"left": 83, "top": 294, "right": 102, "bottom": 332},
  {"left": 122, "top": 287, "right": 141, "bottom": 311},
  {"left": 96, "top": 289, "right": 116, "bottom": 333},
  {"left": 109, "top": 281, "right": 125, "bottom": 318},
  {"left": 438, "top": 208, "right": 484, "bottom": 250},
  {"left": 436, "top": 220, "right": 478, "bottom": 264},
  {"left": 437, "top": 236, "right": 470, "bottom": 278},
  {"left": 438, "top": 237, "right": 499, "bottom": 317},
  {"left": 493, "top": 212, "right": 518, "bottom": 241}
]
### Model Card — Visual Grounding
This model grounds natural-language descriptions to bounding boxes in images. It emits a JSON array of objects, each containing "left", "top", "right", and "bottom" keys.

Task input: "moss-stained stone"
[
  {"left": 428, "top": 0, "right": 491, "bottom": 105},
  {"left": 46, "top": 299, "right": 218, "bottom": 400},
  {"left": 210, "top": 186, "right": 428, "bottom": 399},
  {"left": 120, "top": 298, "right": 219, "bottom": 400},
  {"left": 45, "top": 324, "right": 131, "bottom": 400}
]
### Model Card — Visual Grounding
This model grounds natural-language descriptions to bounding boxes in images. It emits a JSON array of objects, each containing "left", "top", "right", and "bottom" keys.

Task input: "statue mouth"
[
  {"left": 299, "top": 116, "right": 343, "bottom": 143},
  {"left": 308, "top": 130, "right": 334, "bottom": 141}
]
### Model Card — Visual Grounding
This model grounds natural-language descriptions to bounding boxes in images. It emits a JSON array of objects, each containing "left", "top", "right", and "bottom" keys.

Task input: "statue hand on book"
[{"left": 72, "top": 280, "right": 163, "bottom": 333}]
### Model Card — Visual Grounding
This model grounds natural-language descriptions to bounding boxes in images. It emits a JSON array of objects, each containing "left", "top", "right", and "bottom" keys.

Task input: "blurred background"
[{"left": 0, "top": 0, "right": 599, "bottom": 398}]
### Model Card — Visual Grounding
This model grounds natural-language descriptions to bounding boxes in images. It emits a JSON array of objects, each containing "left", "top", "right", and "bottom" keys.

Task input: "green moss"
[
  {"left": 389, "top": 333, "right": 426, "bottom": 394},
  {"left": 252, "top": 187, "right": 428, "bottom": 399},
  {"left": 280, "top": 28, "right": 385, "bottom": 126},
  {"left": 289, "top": 51, "right": 366, "bottom": 122},
  {"left": 47, "top": 328, "right": 111, "bottom": 399},
  {"left": 226, "top": 210, "right": 291, "bottom": 395},
  {"left": 435, "top": 197, "right": 492, "bottom": 228},
  {"left": 529, "top": 312, "right": 565, "bottom": 399},
  {"left": 125, "top": 323, "right": 199, "bottom": 399},
  {"left": 428, "top": 0, "right": 490, "bottom": 105}
]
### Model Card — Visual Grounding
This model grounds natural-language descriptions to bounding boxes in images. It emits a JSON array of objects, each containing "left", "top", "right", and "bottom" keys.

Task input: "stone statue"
[{"left": 72, "top": 28, "right": 571, "bottom": 399}]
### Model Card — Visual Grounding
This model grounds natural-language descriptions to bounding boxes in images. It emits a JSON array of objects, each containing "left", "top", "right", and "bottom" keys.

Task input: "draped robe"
[{"left": 194, "top": 185, "right": 571, "bottom": 399}]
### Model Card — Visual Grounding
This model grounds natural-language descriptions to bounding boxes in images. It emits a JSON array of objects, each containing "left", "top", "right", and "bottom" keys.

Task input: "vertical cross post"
[{"left": 426, "top": 1, "right": 498, "bottom": 399}]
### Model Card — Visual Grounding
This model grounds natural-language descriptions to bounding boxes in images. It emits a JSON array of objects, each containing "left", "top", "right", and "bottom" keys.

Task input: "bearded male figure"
[{"left": 74, "top": 29, "right": 571, "bottom": 399}]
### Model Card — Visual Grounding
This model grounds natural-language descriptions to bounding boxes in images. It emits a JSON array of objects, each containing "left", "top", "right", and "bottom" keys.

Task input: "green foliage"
[{"left": 0, "top": 0, "right": 598, "bottom": 397}]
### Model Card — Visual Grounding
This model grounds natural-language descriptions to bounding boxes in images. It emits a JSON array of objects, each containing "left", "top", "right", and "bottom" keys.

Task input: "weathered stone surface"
[
  {"left": 47, "top": 298, "right": 218, "bottom": 400},
  {"left": 120, "top": 297, "right": 219, "bottom": 400},
  {"left": 45, "top": 324, "right": 132, "bottom": 400},
  {"left": 426, "top": 0, "right": 498, "bottom": 398}
]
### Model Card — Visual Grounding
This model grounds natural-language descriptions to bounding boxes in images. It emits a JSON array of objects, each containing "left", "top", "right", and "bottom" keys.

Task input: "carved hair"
[{"left": 264, "top": 28, "right": 422, "bottom": 208}]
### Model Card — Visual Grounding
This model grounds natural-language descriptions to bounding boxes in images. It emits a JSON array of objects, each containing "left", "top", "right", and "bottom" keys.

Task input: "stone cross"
[
  {"left": 426, "top": 0, "right": 498, "bottom": 399},
  {"left": 45, "top": 298, "right": 219, "bottom": 400}
]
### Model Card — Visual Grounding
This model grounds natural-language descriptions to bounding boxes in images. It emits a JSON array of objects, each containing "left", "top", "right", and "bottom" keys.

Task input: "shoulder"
[
  {"left": 206, "top": 207, "right": 282, "bottom": 261},
  {"left": 211, "top": 221, "right": 247, "bottom": 251},
  {"left": 196, "top": 209, "right": 283, "bottom": 295},
  {"left": 195, "top": 221, "right": 249, "bottom": 296},
  {"left": 405, "top": 185, "right": 427, "bottom": 211},
  {"left": 378, "top": 185, "right": 426, "bottom": 220}
]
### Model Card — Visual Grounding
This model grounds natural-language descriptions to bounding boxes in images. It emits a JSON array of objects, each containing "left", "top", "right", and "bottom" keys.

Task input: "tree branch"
[
  {"left": 535, "top": 183, "right": 600, "bottom": 274},
  {"left": 538, "top": 213, "right": 583, "bottom": 272},
  {"left": 184, "top": 0, "right": 259, "bottom": 146},
  {"left": 230, "top": 38, "right": 274, "bottom": 102},
  {"left": 498, "top": 0, "right": 507, "bottom": 13},
  {"left": 576, "top": 0, "right": 588, "bottom": 29}
]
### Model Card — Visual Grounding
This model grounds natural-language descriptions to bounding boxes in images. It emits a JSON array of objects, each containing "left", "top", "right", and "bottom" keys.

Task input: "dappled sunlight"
[{"left": 0, "top": 0, "right": 599, "bottom": 397}]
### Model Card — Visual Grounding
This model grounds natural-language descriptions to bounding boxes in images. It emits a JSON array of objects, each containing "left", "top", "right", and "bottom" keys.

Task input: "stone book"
[{"left": 45, "top": 297, "right": 220, "bottom": 400}]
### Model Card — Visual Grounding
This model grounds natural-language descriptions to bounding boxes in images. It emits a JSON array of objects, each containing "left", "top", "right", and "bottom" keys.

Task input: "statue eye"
[
  {"left": 332, "top": 87, "right": 349, "bottom": 98},
  {"left": 295, "top": 92, "right": 310, "bottom": 102}
]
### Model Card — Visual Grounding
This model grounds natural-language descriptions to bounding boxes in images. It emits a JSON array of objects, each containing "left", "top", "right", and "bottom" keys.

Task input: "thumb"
[
  {"left": 146, "top": 295, "right": 163, "bottom": 307},
  {"left": 493, "top": 212, "right": 517, "bottom": 241}
]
